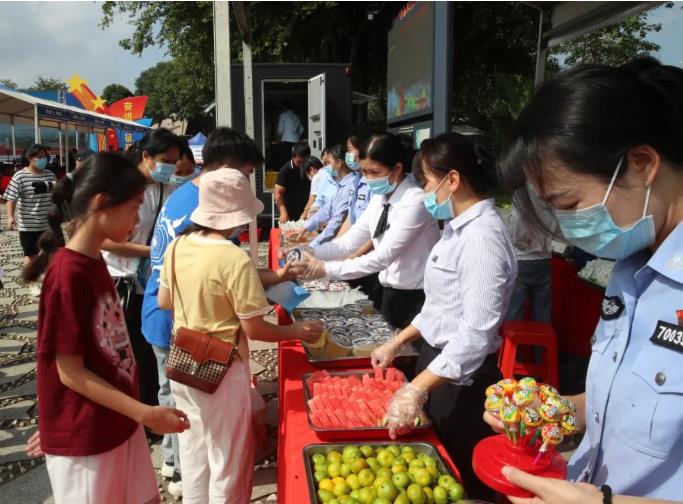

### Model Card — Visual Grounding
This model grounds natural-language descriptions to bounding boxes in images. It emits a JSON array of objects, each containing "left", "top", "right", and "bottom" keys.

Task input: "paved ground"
[{"left": 0, "top": 218, "right": 279, "bottom": 503}]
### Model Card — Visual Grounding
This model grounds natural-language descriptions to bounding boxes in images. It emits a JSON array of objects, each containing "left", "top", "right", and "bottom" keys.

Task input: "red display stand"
[
  {"left": 277, "top": 341, "right": 461, "bottom": 504},
  {"left": 269, "top": 228, "right": 282, "bottom": 271},
  {"left": 472, "top": 434, "right": 567, "bottom": 498}
]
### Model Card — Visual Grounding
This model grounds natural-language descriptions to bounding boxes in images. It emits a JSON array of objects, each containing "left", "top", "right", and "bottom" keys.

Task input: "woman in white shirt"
[
  {"left": 372, "top": 133, "right": 518, "bottom": 501},
  {"left": 299, "top": 133, "right": 440, "bottom": 329},
  {"left": 102, "top": 128, "right": 184, "bottom": 409}
]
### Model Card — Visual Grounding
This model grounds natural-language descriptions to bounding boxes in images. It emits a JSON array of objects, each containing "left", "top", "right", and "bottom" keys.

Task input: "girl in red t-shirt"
[{"left": 24, "top": 153, "right": 190, "bottom": 504}]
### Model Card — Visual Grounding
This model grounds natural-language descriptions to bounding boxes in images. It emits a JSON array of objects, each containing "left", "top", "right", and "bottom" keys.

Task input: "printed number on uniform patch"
[
  {"left": 600, "top": 296, "right": 624, "bottom": 321},
  {"left": 650, "top": 320, "right": 683, "bottom": 354}
]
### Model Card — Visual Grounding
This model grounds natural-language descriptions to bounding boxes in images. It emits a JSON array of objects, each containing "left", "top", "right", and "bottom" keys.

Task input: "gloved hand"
[
  {"left": 293, "top": 251, "right": 327, "bottom": 280},
  {"left": 275, "top": 262, "right": 307, "bottom": 282},
  {"left": 386, "top": 382, "right": 428, "bottom": 440},
  {"left": 286, "top": 226, "right": 309, "bottom": 243},
  {"left": 371, "top": 330, "right": 408, "bottom": 369}
]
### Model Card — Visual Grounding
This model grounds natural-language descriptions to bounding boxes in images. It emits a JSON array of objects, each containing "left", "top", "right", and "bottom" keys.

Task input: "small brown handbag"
[{"left": 166, "top": 237, "right": 240, "bottom": 394}]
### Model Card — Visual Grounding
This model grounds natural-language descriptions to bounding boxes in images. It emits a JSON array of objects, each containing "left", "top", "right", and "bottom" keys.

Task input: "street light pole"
[{"left": 213, "top": 1, "right": 232, "bottom": 127}]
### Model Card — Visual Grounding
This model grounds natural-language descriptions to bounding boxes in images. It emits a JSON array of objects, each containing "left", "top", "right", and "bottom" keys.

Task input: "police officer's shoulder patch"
[
  {"left": 358, "top": 194, "right": 366, "bottom": 201},
  {"left": 600, "top": 296, "right": 624, "bottom": 321}
]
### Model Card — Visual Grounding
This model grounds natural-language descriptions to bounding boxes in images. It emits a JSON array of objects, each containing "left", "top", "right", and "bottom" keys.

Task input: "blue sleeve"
[
  {"left": 310, "top": 184, "right": 353, "bottom": 247},
  {"left": 305, "top": 194, "right": 335, "bottom": 231}
]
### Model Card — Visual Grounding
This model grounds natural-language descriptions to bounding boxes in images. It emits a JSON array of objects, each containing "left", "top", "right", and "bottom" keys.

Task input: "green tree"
[
  {"left": 102, "top": 83, "right": 134, "bottom": 104},
  {"left": 25, "top": 77, "right": 67, "bottom": 92},
  {"left": 101, "top": 1, "right": 393, "bottom": 125},
  {"left": 550, "top": 11, "right": 661, "bottom": 67},
  {"left": 0, "top": 79, "right": 18, "bottom": 89}
]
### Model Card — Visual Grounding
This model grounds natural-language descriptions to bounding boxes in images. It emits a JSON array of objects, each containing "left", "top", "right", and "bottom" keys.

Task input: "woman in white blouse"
[
  {"left": 298, "top": 133, "right": 440, "bottom": 329},
  {"left": 372, "top": 133, "right": 518, "bottom": 501}
]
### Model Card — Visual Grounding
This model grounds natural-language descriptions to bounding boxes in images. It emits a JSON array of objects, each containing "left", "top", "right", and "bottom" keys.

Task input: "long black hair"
[
  {"left": 125, "top": 128, "right": 183, "bottom": 165},
  {"left": 499, "top": 56, "right": 683, "bottom": 224},
  {"left": 359, "top": 133, "right": 410, "bottom": 173},
  {"left": 23, "top": 153, "right": 147, "bottom": 281},
  {"left": 414, "top": 133, "right": 497, "bottom": 195}
]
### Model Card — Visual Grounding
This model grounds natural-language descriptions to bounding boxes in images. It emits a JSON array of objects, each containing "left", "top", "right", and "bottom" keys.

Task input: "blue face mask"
[
  {"left": 554, "top": 158, "right": 655, "bottom": 260},
  {"left": 423, "top": 175, "right": 455, "bottom": 220},
  {"left": 363, "top": 175, "right": 397, "bottom": 196},
  {"left": 169, "top": 172, "right": 197, "bottom": 186},
  {"left": 324, "top": 164, "right": 338, "bottom": 178},
  {"left": 150, "top": 161, "right": 175, "bottom": 183},
  {"left": 34, "top": 158, "right": 48, "bottom": 170},
  {"left": 345, "top": 152, "right": 360, "bottom": 171}
]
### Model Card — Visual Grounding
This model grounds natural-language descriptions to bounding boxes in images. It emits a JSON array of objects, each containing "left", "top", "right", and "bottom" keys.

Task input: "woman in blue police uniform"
[{"left": 484, "top": 57, "right": 683, "bottom": 504}]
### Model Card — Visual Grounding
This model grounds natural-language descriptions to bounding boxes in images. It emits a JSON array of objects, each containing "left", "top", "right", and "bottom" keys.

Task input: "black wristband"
[{"left": 600, "top": 484, "right": 613, "bottom": 504}]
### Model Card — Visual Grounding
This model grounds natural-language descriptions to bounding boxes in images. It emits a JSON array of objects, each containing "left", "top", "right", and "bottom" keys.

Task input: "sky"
[
  {"left": 0, "top": 1, "right": 167, "bottom": 95},
  {"left": 645, "top": 2, "right": 683, "bottom": 67}
]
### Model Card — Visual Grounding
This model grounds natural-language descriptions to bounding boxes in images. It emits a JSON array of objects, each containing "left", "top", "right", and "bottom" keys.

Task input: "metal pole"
[
  {"left": 213, "top": 1, "right": 232, "bottom": 127},
  {"left": 58, "top": 124, "right": 63, "bottom": 169},
  {"left": 64, "top": 125, "right": 70, "bottom": 173},
  {"left": 10, "top": 115, "right": 16, "bottom": 160},
  {"left": 535, "top": 8, "right": 549, "bottom": 86},
  {"left": 432, "top": 1, "right": 454, "bottom": 136},
  {"left": 75, "top": 127, "right": 80, "bottom": 150},
  {"left": 34, "top": 105, "right": 40, "bottom": 143},
  {"left": 243, "top": 40, "right": 259, "bottom": 263}
]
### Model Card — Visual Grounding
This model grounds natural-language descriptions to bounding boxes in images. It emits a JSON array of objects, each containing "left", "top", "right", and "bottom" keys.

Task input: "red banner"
[{"left": 108, "top": 96, "right": 148, "bottom": 121}]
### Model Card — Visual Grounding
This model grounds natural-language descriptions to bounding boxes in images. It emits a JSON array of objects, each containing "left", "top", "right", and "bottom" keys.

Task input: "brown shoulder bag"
[{"left": 166, "top": 237, "right": 240, "bottom": 394}]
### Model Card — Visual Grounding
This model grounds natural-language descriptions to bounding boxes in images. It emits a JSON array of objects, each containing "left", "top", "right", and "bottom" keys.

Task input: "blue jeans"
[{"left": 153, "top": 345, "right": 181, "bottom": 474}]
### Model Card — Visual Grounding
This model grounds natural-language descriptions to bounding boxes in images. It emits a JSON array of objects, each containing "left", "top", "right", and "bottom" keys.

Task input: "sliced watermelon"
[
  {"left": 367, "top": 399, "right": 386, "bottom": 418},
  {"left": 374, "top": 367, "right": 384, "bottom": 381}
]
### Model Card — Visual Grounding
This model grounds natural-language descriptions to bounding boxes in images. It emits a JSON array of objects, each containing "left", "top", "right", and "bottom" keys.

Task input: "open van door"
[{"left": 307, "top": 73, "right": 326, "bottom": 158}]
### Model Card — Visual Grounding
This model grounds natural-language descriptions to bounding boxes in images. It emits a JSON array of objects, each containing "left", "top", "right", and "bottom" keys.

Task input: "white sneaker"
[{"left": 168, "top": 472, "right": 182, "bottom": 498}]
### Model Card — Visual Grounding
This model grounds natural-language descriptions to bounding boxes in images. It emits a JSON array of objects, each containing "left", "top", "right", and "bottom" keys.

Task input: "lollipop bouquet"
[{"left": 473, "top": 377, "right": 578, "bottom": 498}]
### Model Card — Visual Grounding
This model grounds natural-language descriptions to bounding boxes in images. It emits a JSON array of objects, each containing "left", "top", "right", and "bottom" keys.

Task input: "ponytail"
[{"left": 22, "top": 153, "right": 147, "bottom": 281}]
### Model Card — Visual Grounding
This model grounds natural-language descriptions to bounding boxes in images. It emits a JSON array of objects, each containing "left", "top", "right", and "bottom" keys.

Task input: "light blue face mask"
[
  {"left": 423, "top": 175, "right": 455, "bottom": 220},
  {"left": 34, "top": 158, "right": 48, "bottom": 170},
  {"left": 345, "top": 152, "right": 360, "bottom": 171},
  {"left": 554, "top": 157, "right": 655, "bottom": 260},
  {"left": 363, "top": 174, "right": 397, "bottom": 196},
  {"left": 324, "top": 164, "right": 338, "bottom": 178},
  {"left": 150, "top": 161, "right": 175, "bottom": 183},
  {"left": 169, "top": 172, "right": 197, "bottom": 186}
]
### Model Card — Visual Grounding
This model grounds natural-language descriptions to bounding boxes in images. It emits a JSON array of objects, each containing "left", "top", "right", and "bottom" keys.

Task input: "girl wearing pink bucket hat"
[{"left": 157, "top": 168, "right": 323, "bottom": 504}]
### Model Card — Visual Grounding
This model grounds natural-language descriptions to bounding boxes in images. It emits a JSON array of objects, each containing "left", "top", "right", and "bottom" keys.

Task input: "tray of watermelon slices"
[{"left": 303, "top": 368, "right": 430, "bottom": 440}]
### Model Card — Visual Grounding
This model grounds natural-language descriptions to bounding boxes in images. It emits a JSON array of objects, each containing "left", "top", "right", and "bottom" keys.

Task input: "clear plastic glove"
[
  {"left": 293, "top": 255, "right": 327, "bottom": 280},
  {"left": 371, "top": 330, "right": 408, "bottom": 369},
  {"left": 284, "top": 226, "right": 308, "bottom": 243},
  {"left": 386, "top": 382, "right": 428, "bottom": 440},
  {"left": 275, "top": 262, "right": 307, "bottom": 282}
]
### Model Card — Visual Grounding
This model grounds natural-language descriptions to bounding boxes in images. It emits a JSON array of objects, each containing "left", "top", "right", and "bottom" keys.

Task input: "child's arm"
[
  {"left": 101, "top": 239, "right": 150, "bottom": 258},
  {"left": 241, "top": 316, "right": 323, "bottom": 343},
  {"left": 55, "top": 353, "right": 189, "bottom": 434},
  {"left": 5, "top": 200, "right": 16, "bottom": 230}
]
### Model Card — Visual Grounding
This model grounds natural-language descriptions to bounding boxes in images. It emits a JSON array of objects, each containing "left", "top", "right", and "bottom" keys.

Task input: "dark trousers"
[
  {"left": 380, "top": 286, "right": 425, "bottom": 330},
  {"left": 416, "top": 343, "right": 502, "bottom": 501},
  {"left": 116, "top": 285, "right": 159, "bottom": 408},
  {"left": 348, "top": 273, "right": 383, "bottom": 311}
]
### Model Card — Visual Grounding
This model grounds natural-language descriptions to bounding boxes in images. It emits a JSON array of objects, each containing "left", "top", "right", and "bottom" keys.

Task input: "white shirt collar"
[{"left": 447, "top": 198, "right": 496, "bottom": 232}]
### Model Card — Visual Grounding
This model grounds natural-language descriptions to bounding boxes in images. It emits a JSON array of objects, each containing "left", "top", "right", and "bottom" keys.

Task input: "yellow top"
[{"left": 160, "top": 233, "right": 270, "bottom": 345}]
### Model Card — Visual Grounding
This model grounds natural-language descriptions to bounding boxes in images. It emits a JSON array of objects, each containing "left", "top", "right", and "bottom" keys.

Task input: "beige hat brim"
[{"left": 190, "top": 198, "right": 264, "bottom": 230}]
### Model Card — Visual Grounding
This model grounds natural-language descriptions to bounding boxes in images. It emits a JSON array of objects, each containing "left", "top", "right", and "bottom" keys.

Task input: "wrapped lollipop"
[
  {"left": 534, "top": 423, "right": 564, "bottom": 464},
  {"left": 518, "top": 377, "right": 538, "bottom": 392},
  {"left": 500, "top": 403, "right": 521, "bottom": 445},
  {"left": 486, "top": 383, "right": 504, "bottom": 397},
  {"left": 539, "top": 402, "right": 561, "bottom": 423},
  {"left": 561, "top": 413, "right": 578, "bottom": 436},
  {"left": 538, "top": 384, "right": 559, "bottom": 402},
  {"left": 485, "top": 394, "right": 505, "bottom": 413},
  {"left": 520, "top": 406, "right": 541, "bottom": 438},
  {"left": 498, "top": 378, "right": 520, "bottom": 399},
  {"left": 560, "top": 397, "right": 578, "bottom": 415},
  {"left": 544, "top": 395, "right": 563, "bottom": 411},
  {"left": 512, "top": 388, "right": 534, "bottom": 409}
]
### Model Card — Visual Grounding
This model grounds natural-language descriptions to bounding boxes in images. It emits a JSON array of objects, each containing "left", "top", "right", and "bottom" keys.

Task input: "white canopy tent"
[{"left": 0, "top": 87, "right": 149, "bottom": 170}]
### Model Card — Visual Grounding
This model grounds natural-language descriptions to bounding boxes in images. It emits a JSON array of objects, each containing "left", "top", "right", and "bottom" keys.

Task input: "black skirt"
[{"left": 416, "top": 342, "right": 502, "bottom": 501}]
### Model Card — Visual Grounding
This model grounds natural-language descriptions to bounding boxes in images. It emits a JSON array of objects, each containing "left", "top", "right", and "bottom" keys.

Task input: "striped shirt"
[
  {"left": 3, "top": 169, "right": 57, "bottom": 232},
  {"left": 412, "top": 198, "right": 517, "bottom": 384}
]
